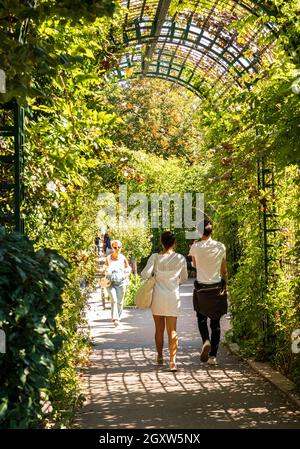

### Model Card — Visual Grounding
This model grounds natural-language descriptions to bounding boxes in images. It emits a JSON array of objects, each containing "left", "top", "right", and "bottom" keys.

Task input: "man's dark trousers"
[{"left": 197, "top": 312, "right": 220, "bottom": 357}]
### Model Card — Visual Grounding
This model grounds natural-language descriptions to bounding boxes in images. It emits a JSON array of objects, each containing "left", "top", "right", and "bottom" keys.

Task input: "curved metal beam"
[
  {"left": 142, "top": 0, "right": 172, "bottom": 72},
  {"left": 138, "top": 72, "right": 203, "bottom": 97}
]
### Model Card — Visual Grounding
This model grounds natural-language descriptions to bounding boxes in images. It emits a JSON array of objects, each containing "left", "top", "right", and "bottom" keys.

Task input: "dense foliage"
[
  {"left": 106, "top": 79, "right": 202, "bottom": 161},
  {"left": 1, "top": 0, "right": 120, "bottom": 428},
  {"left": 0, "top": 0, "right": 118, "bottom": 106},
  {"left": 0, "top": 228, "right": 69, "bottom": 428}
]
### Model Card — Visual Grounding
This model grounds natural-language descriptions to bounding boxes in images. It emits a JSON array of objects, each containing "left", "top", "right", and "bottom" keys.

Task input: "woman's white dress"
[{"left": 141, "top": 252, "right": 188, "bottom": 317}]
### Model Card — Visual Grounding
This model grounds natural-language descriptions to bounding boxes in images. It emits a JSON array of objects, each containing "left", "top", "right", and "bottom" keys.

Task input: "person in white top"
[
  {"left": 105, "top": 240, "right": 131, "bottom": 327},
  {"left": 141, "top": 231, "right": 188, "bottom": 372},
  {"left": 190, "top": 219, "right": 228, "bottom": 366}
]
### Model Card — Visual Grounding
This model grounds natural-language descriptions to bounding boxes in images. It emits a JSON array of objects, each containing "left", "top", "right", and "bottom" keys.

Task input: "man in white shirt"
[{"left": 190, "top": 218, "right": 228, "bottom": 366}]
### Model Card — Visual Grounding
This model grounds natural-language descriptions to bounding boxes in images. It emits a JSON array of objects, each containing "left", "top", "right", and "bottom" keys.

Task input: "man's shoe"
[
  {"left": 208, "top": 356, "right": 218, "bottom": 366},
  {"left": 200, "top": 340, "right": 211, "bottom": 362}
]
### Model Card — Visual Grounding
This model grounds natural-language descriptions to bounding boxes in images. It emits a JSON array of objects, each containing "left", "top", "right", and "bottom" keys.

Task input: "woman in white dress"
[{"left": 141, "top": 232, "right": 188, "bottom": 371}]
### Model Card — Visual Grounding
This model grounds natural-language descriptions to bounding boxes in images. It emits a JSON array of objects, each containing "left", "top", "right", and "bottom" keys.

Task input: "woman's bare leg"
[
  {"left": 153, "top": 315, "right": 165, "bottom": 359},
  {"left": 166, "top": 316, "right": 178, "bottom": 365}
]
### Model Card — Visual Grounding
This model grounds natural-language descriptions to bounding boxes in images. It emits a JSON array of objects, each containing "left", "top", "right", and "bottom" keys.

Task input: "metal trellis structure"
[
  {"left": 0, "top": 102, "right": 24, "bottom": 233},
  {"left": 0, "top": 1, "right": 35, "bottom": 232},
  {"left": 112, "top": 0, "right": 277, "bottom": 99}
]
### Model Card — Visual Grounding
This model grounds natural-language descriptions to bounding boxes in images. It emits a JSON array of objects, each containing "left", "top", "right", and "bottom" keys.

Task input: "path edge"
[{"left": 224, "top": 341, "right": 300, "bottom": 410}]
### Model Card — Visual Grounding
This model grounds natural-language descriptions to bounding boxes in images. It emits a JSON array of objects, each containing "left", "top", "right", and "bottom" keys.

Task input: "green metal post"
[
  {"left": 14, "top": 102, "right": 24, "bottom": 233},
  {"left": 0, "top": 101, "right": 24, "bottom": 233}
]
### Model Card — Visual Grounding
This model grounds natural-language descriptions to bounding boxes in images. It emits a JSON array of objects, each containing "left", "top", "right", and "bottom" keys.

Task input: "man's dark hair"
[
  {"left": 161, "top": 231, "right": 176, "bottom": 249},
  {"left": 203, "top": 219, "right": 213, "bottom": 236}
]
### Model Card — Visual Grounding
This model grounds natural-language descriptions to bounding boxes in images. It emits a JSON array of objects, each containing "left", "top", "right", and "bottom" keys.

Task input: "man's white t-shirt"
[{"left": 190, "top": 237, "right": 226, "bottom": 284}]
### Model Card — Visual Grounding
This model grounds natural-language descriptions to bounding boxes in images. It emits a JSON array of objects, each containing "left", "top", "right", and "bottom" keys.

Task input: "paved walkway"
[{"left": 74, "top": 279, "right": 300, "bottom": 429}]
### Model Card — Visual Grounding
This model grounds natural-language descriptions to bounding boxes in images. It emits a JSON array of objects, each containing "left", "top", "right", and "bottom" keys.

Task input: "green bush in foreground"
[{"left": 0, "top": 229, "right": 69, "bottom": 428}]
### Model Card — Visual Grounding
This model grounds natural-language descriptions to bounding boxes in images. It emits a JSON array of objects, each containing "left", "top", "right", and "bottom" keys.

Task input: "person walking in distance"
[
  {"left": 141, "top": 231, "right": 188, "bottom": 372},
  {"left": 190, "top": 218, "right": 228, "bottom": 366},
  {"left": 105, "top": 240, "right": 131, "bottom": 327},
  {"left": 94, "top": 233, "right": 101, "bottom": 255},
  {"left": 103, "top": 229, "right": 112, "bottom": 256}
]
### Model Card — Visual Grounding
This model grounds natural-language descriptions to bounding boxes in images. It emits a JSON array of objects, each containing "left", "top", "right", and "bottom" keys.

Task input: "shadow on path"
[{"left": 74, "top": 280, "right": 300, "bottom": 429}]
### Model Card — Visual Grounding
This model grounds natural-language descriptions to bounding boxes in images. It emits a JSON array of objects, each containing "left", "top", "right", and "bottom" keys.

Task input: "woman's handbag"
[
  {"left": 193, "top": 280, "right": 228, "bottom": 319},
  {"left": 135, "top": 254, "right": 158, "bottom": 309},
  {"left": 135, "top": 276, "right": 156, "bottom": 309},
  {"left": 107, "top": 269, "right": 125, "bottom": 286}
]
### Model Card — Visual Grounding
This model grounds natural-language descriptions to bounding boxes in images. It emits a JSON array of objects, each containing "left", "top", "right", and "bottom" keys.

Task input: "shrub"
[
  {"left": 124, "top": 274, "right": 142, "bottom": 307},
  {"left": 0, "top": 229, "right": 69, "bottom": 428}
]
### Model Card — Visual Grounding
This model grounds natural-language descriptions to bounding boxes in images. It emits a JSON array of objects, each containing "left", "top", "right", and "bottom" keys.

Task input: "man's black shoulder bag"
[{"left": 193, "top": 280, "right": 228, "bottom": 320}]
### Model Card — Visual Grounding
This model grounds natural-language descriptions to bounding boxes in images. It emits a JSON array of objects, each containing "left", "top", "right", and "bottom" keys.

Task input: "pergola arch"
[
  {"left": 119, "top": 70, "right": 205, "bottom": 97},
  {"left": 111, "top": 0, "right": 278, "bottom": 98},
  {"left": 117, "top": 39, "right": 244, "bottom": 97}
]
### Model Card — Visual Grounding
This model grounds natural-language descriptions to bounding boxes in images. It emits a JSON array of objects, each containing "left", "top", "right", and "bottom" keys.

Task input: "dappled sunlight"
[
  {"left": 74, "top": 281, "right": 300, "bottom": 429},
  {"left": 75, "top": 350, "right": 300, "bottom": 428}
]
